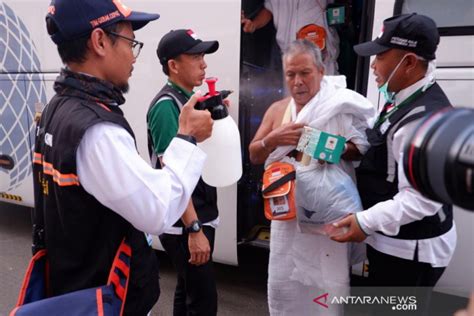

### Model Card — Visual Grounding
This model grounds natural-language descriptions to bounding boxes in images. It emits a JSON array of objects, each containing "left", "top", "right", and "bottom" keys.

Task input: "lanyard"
[{"left": 374, "top": 84, "right": 431, "bottom": 128}]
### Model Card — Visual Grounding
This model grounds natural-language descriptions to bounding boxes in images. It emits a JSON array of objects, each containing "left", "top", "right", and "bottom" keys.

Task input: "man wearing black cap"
[
  {"left": 33, "top": 1, "right": 213, "bottom": 314},
  {"left": 147, "top": 29, "right": 220, "bottom": 316},
  {"left": 332, "top": 12, "right": 456, "bottom": 308}
]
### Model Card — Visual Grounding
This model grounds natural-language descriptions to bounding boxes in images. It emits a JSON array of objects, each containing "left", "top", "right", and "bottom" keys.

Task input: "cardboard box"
[{"left": 296, "top": 126, "right": 346, "bottom": 164}]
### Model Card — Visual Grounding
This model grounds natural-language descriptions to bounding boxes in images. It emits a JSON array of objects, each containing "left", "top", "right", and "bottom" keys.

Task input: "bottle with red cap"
[{"left": 195, "top": 77, "right": 242, "bottom": 187}]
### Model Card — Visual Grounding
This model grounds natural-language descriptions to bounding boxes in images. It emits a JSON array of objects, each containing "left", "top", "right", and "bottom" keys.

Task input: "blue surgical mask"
[{"left": 378, "top": 54, "right": 409, "bottom": 103}]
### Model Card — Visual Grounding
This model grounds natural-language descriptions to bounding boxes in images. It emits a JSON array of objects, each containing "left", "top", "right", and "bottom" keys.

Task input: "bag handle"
[{"left": 262, "top": 171, "right": 296, "bottom": 195}]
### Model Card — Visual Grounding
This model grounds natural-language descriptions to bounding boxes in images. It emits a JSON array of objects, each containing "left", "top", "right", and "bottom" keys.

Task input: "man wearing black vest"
[
  {"left": 147, "top": 29, "right": 220, "bottom": 316},
  {"left": 332, "top": 13, "right": 456, "bottom": 309},
  {"left": 34, "top": 1, "right": 213, "bottom": 314}
]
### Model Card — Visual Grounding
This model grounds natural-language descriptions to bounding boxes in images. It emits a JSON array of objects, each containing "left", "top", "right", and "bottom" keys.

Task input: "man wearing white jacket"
[{"left": 249, "top": 39, "right": 375, "bottom": 315}]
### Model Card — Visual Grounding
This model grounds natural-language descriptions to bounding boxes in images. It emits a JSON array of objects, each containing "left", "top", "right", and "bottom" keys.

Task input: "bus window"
[{"left": 396, "top": 0, "right": 474, "bottom": 35}]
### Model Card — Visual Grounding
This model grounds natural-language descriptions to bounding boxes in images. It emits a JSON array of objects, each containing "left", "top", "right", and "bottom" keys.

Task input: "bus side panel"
[{"left": 0, "top": 0, "right": 59, "bottom": 207}]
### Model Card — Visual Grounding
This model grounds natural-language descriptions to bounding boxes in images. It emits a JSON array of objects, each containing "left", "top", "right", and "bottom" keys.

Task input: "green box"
[
  {"left": 313, "top": 131, "right": 346, "bottom": 164},
  {"left": 327, "top": 5, "right": 345, "bottom": 26},
  {"left": 296, "top": 126, "right": 346, "bottom": 164}
]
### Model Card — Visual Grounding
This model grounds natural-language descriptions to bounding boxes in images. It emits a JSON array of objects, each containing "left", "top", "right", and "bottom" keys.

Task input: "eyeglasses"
[{"left": 106, "top": 31, "right": 144, "bottom": 58}]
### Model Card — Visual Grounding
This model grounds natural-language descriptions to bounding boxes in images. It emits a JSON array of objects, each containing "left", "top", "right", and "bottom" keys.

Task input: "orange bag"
[
  {"left": 262, "top": 161, "right": 296, "bottom": 220},
  {"left": 296, "top": 24, "right": 327, "bottom": 50}
]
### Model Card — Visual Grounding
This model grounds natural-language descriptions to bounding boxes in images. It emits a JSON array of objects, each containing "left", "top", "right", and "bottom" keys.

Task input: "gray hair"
[{"left": 282, "top": 39, "right": 325, "bottom": 71}]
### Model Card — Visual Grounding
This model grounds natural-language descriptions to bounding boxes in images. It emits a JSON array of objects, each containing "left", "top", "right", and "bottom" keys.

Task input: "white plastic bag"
[{"left": 295, "top": 162, "right": 362, "bottom": 236}]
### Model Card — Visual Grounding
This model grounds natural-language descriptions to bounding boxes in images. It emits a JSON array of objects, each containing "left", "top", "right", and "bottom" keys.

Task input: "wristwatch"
[
  {"left": 176, "top": 133, "right": 197, "bottom": 145},
  {"left": 185, "top": 220, "right": 202, "bottom": 233}
]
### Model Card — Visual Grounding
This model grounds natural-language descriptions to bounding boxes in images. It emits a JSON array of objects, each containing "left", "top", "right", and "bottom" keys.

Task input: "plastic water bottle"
[{"left": 196, "top": 78, "right": 242, "bottom": 187}]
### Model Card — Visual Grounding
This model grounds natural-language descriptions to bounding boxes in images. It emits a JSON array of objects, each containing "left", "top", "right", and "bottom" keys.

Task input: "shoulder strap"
[
  {"left": 148, "top": 84, "right": 189, "bottom": 118},
  {"left": 281, "top": 100, "right": 292, "bottom": 125},
  {"left": 383, "top": 83, "right": 452, "bottom": 183},
  {"left": 388, "top": 83, "right": 452, "bottom": 136},
  {"left": 262, "top": 171, "right": 296, "bottom": 194},
  {"left": 147, "top": 84, "right": 188, "bottom": 168}
]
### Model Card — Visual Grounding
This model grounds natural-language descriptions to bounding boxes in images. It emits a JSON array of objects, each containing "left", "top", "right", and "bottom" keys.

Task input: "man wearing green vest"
[{"left": 147, "top": 29, "right": 219, "bottom": 316}]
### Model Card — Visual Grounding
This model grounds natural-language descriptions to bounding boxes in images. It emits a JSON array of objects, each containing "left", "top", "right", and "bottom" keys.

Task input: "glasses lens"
[{"left": 133, "top": 43, "right": 142, "bottom": 58}]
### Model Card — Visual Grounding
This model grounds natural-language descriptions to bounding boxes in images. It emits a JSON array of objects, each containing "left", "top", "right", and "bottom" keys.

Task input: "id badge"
[{"left": 270, "top": 195, "right": 290, "bottom": 216}]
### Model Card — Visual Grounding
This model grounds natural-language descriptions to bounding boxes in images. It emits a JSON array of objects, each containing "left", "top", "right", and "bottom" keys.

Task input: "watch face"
[{"left": 187, "top": 220, "right": 201, "bottom": 233}]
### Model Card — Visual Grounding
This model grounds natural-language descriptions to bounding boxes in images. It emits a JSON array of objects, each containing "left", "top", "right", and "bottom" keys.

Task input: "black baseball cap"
[
  {"left": 354, "top": 13, "right": 439, "bottom": 60},
  {"left": 46, "top": 0, "right": 160, "bottom": 45},
  {"left": 157, "top": 29, "right": 219, "bottom": 65}
]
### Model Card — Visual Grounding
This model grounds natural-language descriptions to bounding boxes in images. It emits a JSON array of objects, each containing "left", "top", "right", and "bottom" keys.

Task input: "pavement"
[
  {"left": 0, "top": 202, "right": 269, "bottom": 316},
  {"left": 0, "top": 202, "right": 468, "bottom": 315}
]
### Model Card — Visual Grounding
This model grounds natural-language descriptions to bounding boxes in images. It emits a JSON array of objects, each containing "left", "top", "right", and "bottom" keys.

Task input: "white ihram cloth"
[{"left": 267, "top": 76, "right": 375, "bottom": 315}]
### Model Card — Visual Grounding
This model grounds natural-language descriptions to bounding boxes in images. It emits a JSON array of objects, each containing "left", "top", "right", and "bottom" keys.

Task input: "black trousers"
[
  {"left": 159, "top": 226, "right": 217, "bottom": 316},
  {"left": 366, "top": 245, "right": 446, "bottom": 315}
]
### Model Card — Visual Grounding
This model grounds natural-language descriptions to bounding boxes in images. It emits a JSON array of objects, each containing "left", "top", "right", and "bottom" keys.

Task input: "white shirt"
[
  {"left": 264, "top": 0, "right": 339, "bottom": 75},
  {"left": 76, "top": 121, "right": 206, "bottom": 236},
  {"left": 356, "top": 78, "right": 457, "bottom": 267}
]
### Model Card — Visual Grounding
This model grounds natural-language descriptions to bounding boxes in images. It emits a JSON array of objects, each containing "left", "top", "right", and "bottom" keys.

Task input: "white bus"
[{"left": 0, "top": 0, "right": 472, "bottom": 298}]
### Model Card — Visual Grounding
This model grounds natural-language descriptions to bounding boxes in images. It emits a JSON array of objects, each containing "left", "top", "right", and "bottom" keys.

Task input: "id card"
[
  {"left": 270, "top": 195, "right": 290, "bottom": 216},
  {"left": 296, "top": 126, "right": 319, "bottom": 156}
]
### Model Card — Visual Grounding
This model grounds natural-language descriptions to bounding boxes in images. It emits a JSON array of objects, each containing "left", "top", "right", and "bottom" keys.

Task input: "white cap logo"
[{"left": 186, "top": 29, "right": 198, "bottom": 40}]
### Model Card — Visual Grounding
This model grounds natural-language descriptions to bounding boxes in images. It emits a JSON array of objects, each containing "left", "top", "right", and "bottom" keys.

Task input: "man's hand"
[
  {"left": 241, "top": 10, "right": 256, "bottom": 33},
  {"left": 188, "top": 230, "right": 211, "bottom": 266},
  {"left": 242, "top": 17, "right": 256, "bottom": 33},
  {"left": 331, "top": 214, "right": 368, "bottom": 243},
  {"left": 178, "top": 92, "right": 213, "bottom": 142},
  {"left": 264, "top": 122, "right": 305, "bottom": 149}
]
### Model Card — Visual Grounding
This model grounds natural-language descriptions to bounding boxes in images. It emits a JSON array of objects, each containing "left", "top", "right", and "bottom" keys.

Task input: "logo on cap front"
[{"left": 187, "top": 29, "right": 198, "bottom": 40}]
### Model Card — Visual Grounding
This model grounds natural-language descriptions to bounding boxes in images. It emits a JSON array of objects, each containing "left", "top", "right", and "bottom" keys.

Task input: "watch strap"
[{"left": 176, "top": 133, "right": 197, "bottom": 145}]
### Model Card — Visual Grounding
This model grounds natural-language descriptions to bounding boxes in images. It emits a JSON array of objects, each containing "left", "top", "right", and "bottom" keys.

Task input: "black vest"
[
  {"left": 147, "top": 84, "right": 218, "bottom": 227},
  {"left": 34, "top": 94, "right": 159, "bottom": 315},
  {"left": 356, "top": 83, "right": 453, "bottom": 240}
]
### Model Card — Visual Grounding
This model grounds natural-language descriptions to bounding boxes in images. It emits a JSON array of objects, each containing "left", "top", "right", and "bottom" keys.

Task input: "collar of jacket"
[{"left": 53, "top": 68, "right": 126, "bottom": 107}]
